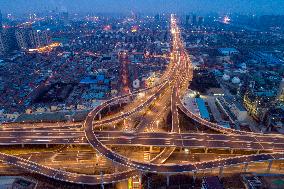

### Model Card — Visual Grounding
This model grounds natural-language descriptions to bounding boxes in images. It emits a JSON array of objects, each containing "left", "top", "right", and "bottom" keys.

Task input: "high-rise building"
[
  {"left": 192, "top": 14, "right": 197, "bottom": 25},
  {"left": 198, "top": 16, "right": 204, "bottom": 25},
  {"left": 118, "top": 51, "right": 131, "bottom": 95},
  {"left": 29, "top": 29, "right": 50, "bottom": 48},
  {"left": 185, "top": 15, "right": 191, "bottom": 26},
  {"left": 0, "top": 10, "right": 3, "bottom": 30},
  {"left": 0, "top": 28, "right": 18, "bottom": 54},
  {"left": 154, "top": 14, "right": 160, "bottom": 22},
  {"left": 0, "top": 32, "right": 5, "bottom": 54},
  {"left": 15, "top": 28, "right": 31, "bottom": 50},
  {"left": 62, "top": 11, "right": 69, "bottom": 26}
]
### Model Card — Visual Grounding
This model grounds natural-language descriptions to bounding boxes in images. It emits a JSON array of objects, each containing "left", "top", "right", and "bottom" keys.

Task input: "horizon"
[{"left": 1, "top": 0, "right": 284, "bottom": 15}]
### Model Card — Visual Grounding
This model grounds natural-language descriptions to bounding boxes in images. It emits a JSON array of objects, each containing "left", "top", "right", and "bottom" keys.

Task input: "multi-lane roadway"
[
  {"left": 2, "top": 131, "right": 284, "bottom": 152},
  {"left": 0, "top": 15, "right": 283, "bottom": 185}
]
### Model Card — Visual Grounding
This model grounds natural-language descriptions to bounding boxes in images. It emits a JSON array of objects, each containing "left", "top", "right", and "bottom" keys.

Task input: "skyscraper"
[
  {"left": 192, "top": 14, "right": 197, "bottom": 25},
  {"left": 185, "top": 15, "right": 191, "bottom": 26},
  {"left": 198, "top": 16, "right": 204, "bottom": 25},
  {"left": 0, "top": 10, "right": 2, "bottom": 30},
  {"left": 62, "top": 11, "right": 69, "bottom": 26},
  {"left": 0, "top": 27, "right": 18, "bottom": 54},
  {"left": 0, "top": 33, "right": 5, "bottom": 54},
  {"left": 118, "top": 51, "right": 131, "bottom": 95},
  {"left": 29, "top": 29, "right": 51, "bottom": 48},
  {"left": 15, "top": 28, "right": 32, "bottom": 50},
  {"left": 154, "top": 14, "right": 160, "bottom": 22}
]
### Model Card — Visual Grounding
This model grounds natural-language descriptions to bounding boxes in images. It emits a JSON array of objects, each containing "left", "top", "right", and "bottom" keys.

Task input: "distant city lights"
[
  {"left": 223, "top": 15, "right": 231, "bottom": 24},
  {"left": 103, "top": 25, "right": 111, "bottom": 31},
  {"left": 28, "top": 42, "right": 61, "bottom": 53},
  {"left": 131, "top": 25, "right": 139, "bottom": 33}
]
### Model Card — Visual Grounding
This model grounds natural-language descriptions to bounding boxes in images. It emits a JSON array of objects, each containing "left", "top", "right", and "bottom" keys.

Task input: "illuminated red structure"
[{"left": 118, "top": 51, "right": 131, "bottom": 95}]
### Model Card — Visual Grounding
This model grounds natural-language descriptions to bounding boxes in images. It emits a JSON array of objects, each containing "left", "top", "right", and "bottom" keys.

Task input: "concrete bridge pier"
[
  {"left": 147, "top": 176, "right": 152, "bottom": 189},
  {"left": 204, "top": 148, "right": 208, "bottom": 154},
  {"left": 267, "top": 160, "right": 273, "bottom": 172},
  {"left": 100, "top": 171, "right": 104, "bottom": 189},
  {"left": 21, "top": 143, "right": 24, "bottom": 148},
  {"left": 139, "top": 173, "right": 143, "bottom": 185},
  {"left": 244, "top": 163, "right": 249, "bottom": 172},
  {"left": 98, "top": 113, "right": 102, "bottom": 120},
  {"left": 149, "top": 146, "right": 153, "bottom": 153},
  {"left": 193, "top": 171, "right": 196, "bottom": 184},
  {"left": 219, "top": 167, "right": 224, "bottom": 179},
  {"left": 230, "top": 149, "right": 234, "bottom": 154},
  {"left": 46, "top": 144, "right": 48, "bottom": 148},
  {"left": 166, "top": 174, "right": 170, "bottom": 187}
]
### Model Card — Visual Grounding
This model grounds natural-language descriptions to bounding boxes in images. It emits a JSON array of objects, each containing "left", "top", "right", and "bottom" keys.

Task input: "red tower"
[{"left": 118, "top": 51, "right": 131, "bottom": 95}]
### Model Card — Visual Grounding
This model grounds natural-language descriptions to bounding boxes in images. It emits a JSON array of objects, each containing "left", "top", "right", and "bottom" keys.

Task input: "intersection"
[{"left": 0, "top": 15, "right": 283, "bottom": 185}]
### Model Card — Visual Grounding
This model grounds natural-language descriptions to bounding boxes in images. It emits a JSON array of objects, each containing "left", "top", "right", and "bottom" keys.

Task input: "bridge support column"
[
  {"left": 46, "top": 144, "right": 48, "bottom": 148},
  {"left": 256, "top": 150, "right": 260, "bottom": 154},
  {"left": 219, "top": 167, "right": 224, "bottom": 179},
  {"left": 204, "top": 148, "right": 208, "bottom": 154},
  {"left": 100, "top": 171, "right": 104, "bottom": 189},
  {"left": 193, "top": 171, "right": 196, "bottom": 184},
  {"left": 119, "top": 102, "right": 122, "bottom": 107},
  {"left": 139, "top": 173, "right": 143, "bottom": 186},
  {"left": 98, "top": 113, "right": 102, "bottom": 120},
  {"left": 244, "top": 163, "right": 248, "bottom": 172},
  {"left": 230, "top": 149, "right": 234, "bottom": 154},
  {"left": 149, "top": 146, "right": 153, "bottom": 153},
  {"left": 108, "top": 106, "right": 111, "bottom": 112},
  {"left": 267, "top": 160, "right": 273, "bottom": 172},
  {"left": 147, "top": 176, "right": 152, "bottom": 189},
  {"left": 21, "top": 143, "right": 24, "bottom": 148},
  {"left": 166, "top": 175, "right": 170, "bottom": 187}
]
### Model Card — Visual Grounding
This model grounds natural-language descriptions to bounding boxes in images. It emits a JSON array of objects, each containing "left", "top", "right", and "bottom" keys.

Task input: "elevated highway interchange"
[{"left": 0, "top": 15, "right": 283, "bottom": 186}]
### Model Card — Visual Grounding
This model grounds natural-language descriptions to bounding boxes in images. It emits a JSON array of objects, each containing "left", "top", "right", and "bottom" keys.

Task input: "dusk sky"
[{"left": 1, "top": 0, "right": 284, "bottom": 15}]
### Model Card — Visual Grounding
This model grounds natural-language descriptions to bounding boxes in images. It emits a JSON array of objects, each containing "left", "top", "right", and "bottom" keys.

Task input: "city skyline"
[
  {"left": 1, "top": 0, "right": 284, "bottom": 15},
  {"left": 0, "top": 1, "right": 283, "bottom": 188}
]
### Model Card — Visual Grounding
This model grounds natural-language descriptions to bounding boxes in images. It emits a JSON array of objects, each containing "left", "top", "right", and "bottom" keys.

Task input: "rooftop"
[{"left": 203, "top": 176, "right": 224, "bottom": 189}]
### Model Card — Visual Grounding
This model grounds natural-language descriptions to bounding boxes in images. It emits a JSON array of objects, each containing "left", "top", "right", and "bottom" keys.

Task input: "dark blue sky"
[{"left": 1, "top": 0, "right": 284, "bottom": 14}]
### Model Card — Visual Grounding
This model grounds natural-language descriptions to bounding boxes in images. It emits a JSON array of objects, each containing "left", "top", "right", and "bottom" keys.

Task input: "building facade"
[
  {"left": 15, "top": 28, "right": 31, "bottom": 50},
  {"left": 29, "top": 29, "right": 50, "bottom": 48}
]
